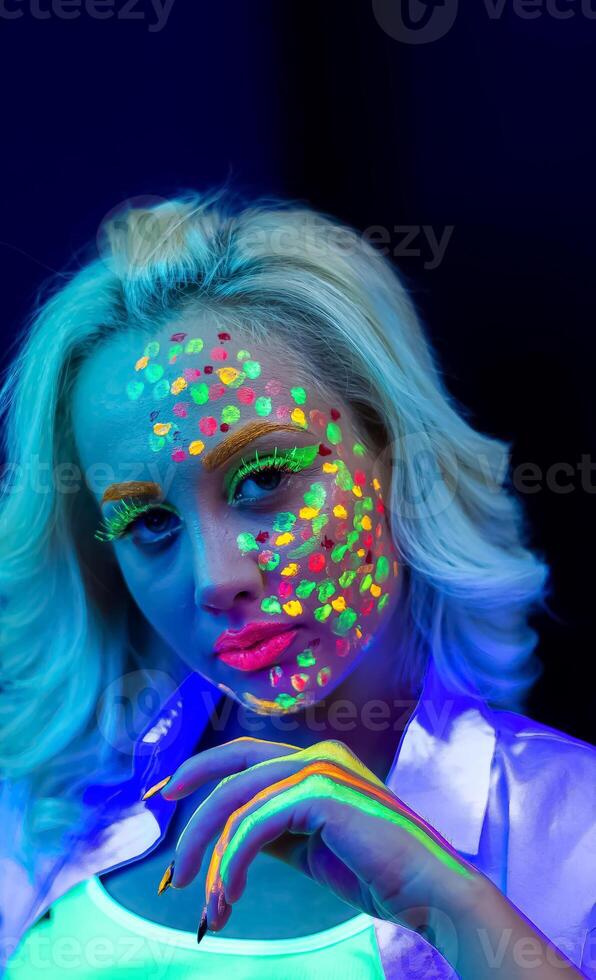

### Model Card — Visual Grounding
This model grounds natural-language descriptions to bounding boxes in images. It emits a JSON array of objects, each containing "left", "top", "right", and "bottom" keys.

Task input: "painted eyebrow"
[{"left": 99, "top": 421, "right": 310, "bottom": 503}]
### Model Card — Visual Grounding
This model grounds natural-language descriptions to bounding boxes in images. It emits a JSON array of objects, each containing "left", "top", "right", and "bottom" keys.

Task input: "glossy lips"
[{"left": 214, "top": 622, "right": 299, "bottom": 672}]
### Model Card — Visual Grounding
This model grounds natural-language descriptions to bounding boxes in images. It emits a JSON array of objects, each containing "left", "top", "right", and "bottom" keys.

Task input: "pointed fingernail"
[
  {"left": 197, "top": 907, "right": 208, "bottom": 944},
  {"left": 142, "top": 776, "right": 172, "bottom": 801},
  {"left": 157, "top": 860, "right": 175, "bottom": 895}
]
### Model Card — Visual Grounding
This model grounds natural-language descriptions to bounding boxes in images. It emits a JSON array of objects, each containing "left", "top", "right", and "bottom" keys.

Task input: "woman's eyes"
[
  {"left": 230, "top": 464, "right": 289, "bottom": 505},
  {"left": 127, "top": 507, "right": 181, "bottom": 546}
]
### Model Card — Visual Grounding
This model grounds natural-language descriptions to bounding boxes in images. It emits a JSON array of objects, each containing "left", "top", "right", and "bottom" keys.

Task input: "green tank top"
[{"left": 5, "top": 875, "right": 384, "bottom": 978}]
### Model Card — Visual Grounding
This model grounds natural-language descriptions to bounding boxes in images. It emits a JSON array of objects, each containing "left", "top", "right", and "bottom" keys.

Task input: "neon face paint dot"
[
  {"left": 145, "top": 363, "right": 164, "bottom": 383},
  {"left": 311, "top": 514, "right": 328, "bottom": 535},
  {"left": 185, "top": 338, "right": 203, "bottom": 353},
  {"left": 288, "top": 536, "right": 318, "bottom": 558},
  {"left": 126, "top": 381, "right": 144, "bottom": 400},
  {"left": 275, "top": 532, "right": 294, "bottom": 546},
  {"left": 304, "top": 483, "right": 326, "bottom": 509},
  {"left": 183, "top": 367, "right": 201, "bottom": 382},
  {"left": 375, "top": 556, "right": 390, "bottom": 583},
  {"left": 169, "top": 344, "right": 184, "bottom": 360},
  {"left": 317, "top": 667, "right": 331, "bottom": 687},
  {"left": 359, "top": 573, "right": 373, "bottom": 593},
  {"left": 353, "top": 443, "right": 366, "bottom": 456},
  {"left": 326, "top": 422, "right": 342, "bottom": 445},
  {"left": 211, "top": 346, "right": 228, "bottom": 361},
  {"left": 280, "top": 562, "right": 299, "bottom": 577},
  {"left": 237, "top": 387, "right": 255, "bottom": 405},
  {"left": 317, "top": 580, "right": 336, "bottom": 602},
  {"left": 153, "top": 422, "right": 171, "bottom": 436},
  {"left": 171, "top": 448, "right": 186, "bottom": 462},
  {"left": 217, "top": 366, "right": 242, "bottom": 385},
  {"left": 333, "top": 608, "right": 358, "bottom": 635},
  {"left": 261, "top": 597, "right": 282, "bottom": 614},
  {"left": 323, "top": 462, "right": 338, "bottom": 473},
  {"left": 372, "top": 477, "right": 381, "bottom": 491},
  {"left": 331, "top": 595, "right": 347, "bottom": 612},
  {"left": 199, "top": 416, "right": 218, "bottom": 436},
  {"left": 314, "top": 604, "right": 332, "bottom": 622},
  {"left": 269, "top": 666, "right": 283, "bottom": 687},
  {"left": 135, "top": 355, "right": 149, "bottom": 371},
  {"left": 308, "top": 553, "right": 326, "bottom": 573},
  {"left": 336, "top": 638, "right": 350, "bottom": 657},
  {"left": 282, "top": 600, "right": 302, "bottom": 617},
  {"left": 354, "top": 470, "right": 366, "bottom": 486},
  {"left": 152, "top": 379, "right": 169, "bottom": 399},
  {"left": 339, "top": 569, "right": 356, "bottom": 587},
  {"left": 170, "top": 377, "right": 186, "bottom": 395},
  {"left": 333, "top": 504, "right": 348, "bottom": 519},
  {"left": 254, "top": 396, "right": 272, "bottom": 417},
  {"left": 149, "top": 434, "right": 165, "bottom": 452},
  {"left": 189, "top": 440, "right": 205, "bottom": 456},
  {"left": 243, "top": 360, "right": 261, "bottom": 379},
  {"left": 370, "top": 583, "right": 382, "bottom": 598},
  {"left": 173, "top": 402, "right": 188, "bottom": 417},
  {"left": 330, "top": 543, "right": 348, "bottom": 562},
  {"left": 237, "top": 532, "right": 259, "bottom": 553},
  {"left": 291, "top": 673, "right": 309, "bottom": 692},
  {"left": 276, "top": 405, "right": 291, "bottom": 420},
  {"left": 265, "top": 379, "right": 282, "bottom": 396},
  {"left": 145, "top": 340, "right": 160, "bottom": 357},
  {"left": 297, "top": 649, "right": 316, "bottom": 667},
  {"left": 378, "top": 593, "right": 389, "bottom": 611},
  {"left": 290, "top": 386, "right": 307, "bottom": 405},
  {"left": 221, "top": 405, "right": 241, "bottom": 424},
  {"left": 295, "top": 579, "right": 316, "bottom": 598},
  {"left": 276, "top": 693, "right": 295, "bottom": 708},
  {"left": 190, "top": 382, "right": 209, "bottom": 405},
  {"left": 273, "top": 512, "right": 296, "bottom": 532},
  {"left": 291, "top": 408, "right": 307, "bottom": 427},
  {"left": 209, "top": 383, "right": 226, "bottom": 400},
  {"left": 278, "top": 580, "right": 293, "bottom": 600},
  {"left": 299, "top": 506, "right": 319, "bottom": 520},
  {"left": 258, "top": 551, "right": 280, "bottom": 571},
  {"left": 318, "top": 443, "right": 332, "bottom": 456},
  {"left": 236, "top": 349, "right": 250, "bottom": 361}
]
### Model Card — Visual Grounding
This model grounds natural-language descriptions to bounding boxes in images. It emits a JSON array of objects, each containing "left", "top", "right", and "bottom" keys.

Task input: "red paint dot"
[
  {"left": 209, "top": 383, "right": 226, "bottom": 400},
  {"left": 308, "top": 553, "right": 326, "bottom": 573},
  {"left": 362, "top": 532, "right": 373, "bottom": 549},
  {"left": 256, "top": 530, "right": 269, "bottom": 543},
  {"left": 220, "top": 422, "right": 230, "bottom": 432},
  {"left": 335, "top": 521, "right": 348, "bottom": 539},
  {"left": 361, "top": 599, "right": 375, "bottom": 616},
  {"left": 237, "top": 386, "right": 255, "bottom": 405},
  {"left": 218, "top": 332, "right": 231, "bottom": 341},
  {"left": 275, "top": 404, "right": 290, "bottom": 421},
  {"left": 365, "top": 550, "right": 373, "bottom": 564},
  {"left": 376, "top": 500, "right": 385, "bottom": 514},
  {"left": 211, "top": 347, "right": 228, "bottom": 361},
  {"left": 322, "top": 535, "right": 334, "bottom": 550},
  {"left": 199, "top": 416, "right": 218, "bottom": 436},
  {"left": 330, "top": 408, "right": 341, "bottom": 420},
  {"left": 354, "top": 469, "right": 366, "bottom": 486},
  {"left": 204, "top": 365, "right": 213, "bottom": 374},
  {"left": 172, "top": 448, "right": 186, "bottom": 462},
  {"left": 318, "top": 443, "right": 332, "bottom": 456}
]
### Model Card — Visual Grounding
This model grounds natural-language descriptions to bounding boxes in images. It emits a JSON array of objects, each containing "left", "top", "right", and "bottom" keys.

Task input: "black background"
[{"left": 0, "top": 0, "right": 594, "bottom": 742}]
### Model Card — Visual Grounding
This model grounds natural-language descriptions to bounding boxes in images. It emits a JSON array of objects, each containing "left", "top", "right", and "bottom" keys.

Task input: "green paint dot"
[
  {"left": 317, "top": 667, "right": 331, "bottom": 687},
  {"left": 261, "top": 597, "right": 282, "bottom": 615},
  {"left": 333, "top": 608, "right": 358, "bottom": 636},
  {"left": 273, "top": 512, "right": 296, "bottom": 532},
  {"left": 359, "top": 573, "right": 373, "bottom": 593},
  {"left": 254, "top": 396, "right": 272, "bottom": 417},
  {"left": 126, "top": 380, "right": 144, "bottom": 400},
  {"left": 353, "top": 442, "right": 366, "bottom": 456},
  {"left": 290, "top": 386, "right": 307, "bottom": 405},
  {"left": 168, "top": 343, "right": 184, "bottom": 360},
  {"left": 258, "top": 551, "right": 280, "bottom": 571},
  {"left": 243, "top": 360, "right": 261, "bottom": 379},
  {"left": 145, "top": 363, "right": 164, "bottom": 383},
  {"left": 331, "top": 543, "right": 348, "bottom": 563},
  {"left": 236, "top": 349, "right": 251, "bottom": 361},
  {"left": 190, "top": 382, "right": 210, "bottom": 405},
  {"left": 237, "top": 532, "right": 259, "bottom": 554},
  {"left": 304, "top": 482, "right": 326, "bottom": 510},
  {"left": 346, "top": 530, "right": 360, "bottom": 549},
  {"left": 378, "top": 593, "right": 389, "bottom": 611},
  {"left": 375, "top": 556, "right": 390, "bottom": 583},
  {"left": 353, "top": 516, "right": 364, "bottom": 532},
  {"left": 144, "top": 340, "right": 160, "bottom": 358},
  {"left": 276, "top": 693, "right": 296, "bottom": 709},
  {"left": 334, "top": 460, "right": 353, "bottom": 490},
  {"left": 362, "top": 496, "right": 373, "bottom": 511},
  {"left": 314, "top": 604, "right": 332, "bottom": 622},
  {"left": 295, "top": 579, "right": 317, "bottom": 598},
  {"left": 288, "top": 536, "right": 318, "bottom": 559},
  {"left": 221, "top": 404, "right": 241, "bottom": 424},
  {"left": 311, "top": 514, "right": 328, "bottom": 535},
  {"left": 297, "top": 649, "right": 316, "bottom": 667},
  {"left": 149, "top": 434, "right": 165, "bottom": 452},
  {"left": 339, "top": 569, "right": 356, "bottom": 588},
  {"left": 185, "top": 337, "right": 203, "bottom": 353},
  {"left": 153, "top": 379, "right": 170, "bottom": 399},
  {"left": 227, "top": 370, "right": 246, "bottom": 388},
  {"left": 317, "top": 580, "right": 336, "bottom": 602},
  {"left": 326, "top": 422, "right": 342, "bottom": 445}
]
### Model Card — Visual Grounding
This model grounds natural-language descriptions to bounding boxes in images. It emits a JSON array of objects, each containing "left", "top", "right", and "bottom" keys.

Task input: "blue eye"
[
  {"left": 128, "top": 507, "right": 181, "bottom": 546},
  {"left": 232, "top": 467, "right": 285, "bottom": 504}
]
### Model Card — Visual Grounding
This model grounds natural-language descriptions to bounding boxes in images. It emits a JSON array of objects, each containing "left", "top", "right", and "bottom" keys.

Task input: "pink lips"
[{"left": 214, "top": 621, "right": 299, "bottom": 672}]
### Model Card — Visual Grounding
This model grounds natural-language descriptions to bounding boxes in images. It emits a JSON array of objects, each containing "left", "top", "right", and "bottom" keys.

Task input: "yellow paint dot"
[
  {"left": 355, "top": 627, "right": 363, "bottom": 639},
  {"left": 372, "top": 478, "right": 381, "bottom": 491},
  {"left": 280, "top": 562, "right": 299, "bottom": 577},
  {"left": 333, "top": 504, "right": 348, "bottom": 519},
  {"left": 357, "top": 548, "right": 366, "bottom": 558},
  {"left": 291, "top": 407, "right": 307, "bottom": 427},
  {"left": 153, "top": 422, "right": 171, "bottom": 436},
  {"left": 217, "top": 366, "right": 241, "bottom": 385},
  {"left": 323, "top": 462, "right": 338, "bottom": 473},
  {"left": 370, "top": 584, "right": 382, "bottom": 598},
  {"left": 135, "top": 355, "right": 149, "bottom": 371},
  {"left": 171, "top": 376, "right": 187, "bottom": 395},
  {"left": 299, "top": 506, "right": 319, "bottom": 520},
  {"left": 352, "top": 485, "right": 362, "bottom": 497},
  {"left": 189, "top": 440, "right": 205, "bottom": 456},
  {"left": 331, "top": 595, "right": 347, "bottom": 612},
  {"left": 275, "top": 532, "right": 295, "bottom": 546},
  {"left": 361, "top": 515, "right": 372, "bottom": 530},
  {"left": 282, "top": 600, "right": 302, "bottom": 617}
]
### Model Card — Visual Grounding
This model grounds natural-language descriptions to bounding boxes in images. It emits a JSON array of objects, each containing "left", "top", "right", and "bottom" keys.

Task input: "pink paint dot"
[
  {"left": 183, "top": 367, "right": 201, "bottom": 381},
  {"left": 275, "top": 404, "right": 291, "bottom": 421},
  {"left": 237, "top": 386, "right": 255, "bottom": 405},
  {"left": 209, "top": 383, "right": 226, "bottom": 400},
  {"left": 199, "top": 416, "right": 218, "bottom": 436},
  {"left": 336, "top": 638, "right": 350, "bottom": 657},
  {"left": 308, "top": 553, "right": 326, "bottom": 573},
  {"left": 309, "top": 409, "right": 326, "bottom": 428},
  {"left": 211, "top": 347, "right": 228, "bottom": 361},
  {"left": 172, "top": 448, "right": 186, "bottom": 462},
  {"left": 264, "top": 378, "right": 282, "bottom": 396},
  {"left": 335, "top": 521, "right": 348, "bottom": 540},
  {"left": 300, "top": 528, "right": 311, "bottom": 541},
  {"left": 354, "top": 469, "right": 366, "bottom": 486},
  {"left": 173, "top": 402, "right": 188, "bottom": 418},
  {"left": 278, "top": 581, "right": 293, "bottom": 599}
]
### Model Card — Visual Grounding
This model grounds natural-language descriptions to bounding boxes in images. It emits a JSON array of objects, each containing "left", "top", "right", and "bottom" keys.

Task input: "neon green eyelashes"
[
  {"left": 94, "top": 499, "right": 179, "bottom": 542},
  {"left": 225, "top": 444, "right": 320, "bottom": 505}
]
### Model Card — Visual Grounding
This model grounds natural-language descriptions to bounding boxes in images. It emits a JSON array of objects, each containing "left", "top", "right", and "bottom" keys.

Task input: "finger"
[
  {"left": 172, "top": 740, "right": 385, "bottom": 887},
  {"left": 160, "top": 736, "right": 301, "bottom": 800}
]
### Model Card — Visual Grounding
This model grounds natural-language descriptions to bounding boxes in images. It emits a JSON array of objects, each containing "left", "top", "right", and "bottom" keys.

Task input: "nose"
[{"left": 193, "top": 527, "right": 265, "bottom": 615}]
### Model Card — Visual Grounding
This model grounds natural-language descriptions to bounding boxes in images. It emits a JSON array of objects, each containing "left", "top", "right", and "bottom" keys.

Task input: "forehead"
[{"left": 71, "top": 313, "right": 342, "bottom": 482}]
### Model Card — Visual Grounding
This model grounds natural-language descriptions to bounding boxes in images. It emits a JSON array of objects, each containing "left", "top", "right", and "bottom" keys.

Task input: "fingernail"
[
  {"left": 197, "top": 907, "right": 208, "bottom": 944},
  {"left": 157, "top": 860, "right": 175, "bottom": 896},
  {"left": 142, "top": 776, "right": 172, "bottom": 801}
]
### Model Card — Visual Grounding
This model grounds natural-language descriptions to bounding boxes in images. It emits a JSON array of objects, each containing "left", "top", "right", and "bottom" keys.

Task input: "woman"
[{"left": 0, "top": 190, "right": 593, "bottom": 979}]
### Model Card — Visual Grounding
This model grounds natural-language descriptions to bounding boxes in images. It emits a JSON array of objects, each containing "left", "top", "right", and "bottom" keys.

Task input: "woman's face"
[{"left": 72, "top": 315, "right": 402, "bottom": 714}]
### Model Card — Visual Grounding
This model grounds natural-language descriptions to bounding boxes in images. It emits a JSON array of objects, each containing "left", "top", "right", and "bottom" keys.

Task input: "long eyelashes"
[
  {"left": 224, "top": 444, "right": 320, "bottom": 504},
  {"left": 94, "top": 499, "right": 179, "bottom": 542}
]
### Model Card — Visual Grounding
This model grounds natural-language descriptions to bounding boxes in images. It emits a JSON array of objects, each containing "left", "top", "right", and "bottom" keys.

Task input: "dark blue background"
[{"left": 0, "top": 0, "right": 594, "bottom": 741}]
